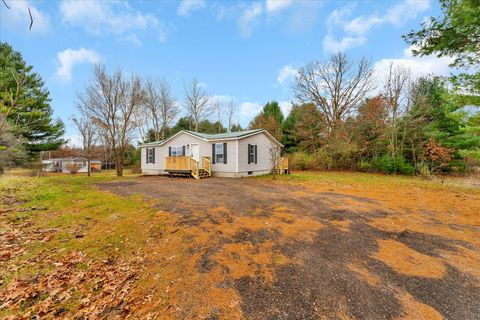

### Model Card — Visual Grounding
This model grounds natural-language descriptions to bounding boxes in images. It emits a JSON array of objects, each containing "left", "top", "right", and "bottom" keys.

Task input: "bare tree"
[
  {"left": 71, "top": 111, "right": 98, "bottom": 176},
  {"left": 144, "top": 78, "right": 178, "bottom": 141},
  {"left": 226, "top": 100, "right": 236, "bottom": 132},
  {"left": 383, "top": 63, "right": 412, "bottom": 170},
  {"left": 78, "top": 64, "right": 145, "bottom": 177},
  {"left": 293, "top": 53, "right": 375, "bottom": 133},
  {"left": 267, "top": 140, "right": 282, "bottom": 180},
  {"left": 212, "top": 98, "right": 223, "bottom": 132},
  {"left": 183, "top": 78, "right": 211, "bottom": 131}
]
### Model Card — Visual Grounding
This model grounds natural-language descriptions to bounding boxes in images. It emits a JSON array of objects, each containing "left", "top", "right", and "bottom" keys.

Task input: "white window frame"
[
  {"left": 171, "top": 146, "right": 184, "bottom": 157},
  {"left": 147, "top": 148, "right": 155, "bottom": 164},
  {"left": 249, "top": 144, "right": 256, "bottom": 164},
  {"left": 215, "top": 143, "right": 224, "bottom": 164}
]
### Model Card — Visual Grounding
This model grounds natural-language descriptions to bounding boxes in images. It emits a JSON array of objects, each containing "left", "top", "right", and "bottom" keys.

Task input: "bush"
[
  {"left": 418, "top": 163, "right": 431, "bottom": 177},
  {"left": 321, "top": 139, "right": 358, "bottom": 170},
  {"left": 374, "top": 155, "right": 414, "bottom": 175},
  {"left": 288, "top": 152, "right": 313, "bottom": 170},
  {"left": 311, "top": 149, "right": 334, "bottom": 170},
  {"left": 358, "top": 159, "right": 373, "bottom": 171},
  {"left": 66, "top": 162, "right": 82, "bottom": 174}
]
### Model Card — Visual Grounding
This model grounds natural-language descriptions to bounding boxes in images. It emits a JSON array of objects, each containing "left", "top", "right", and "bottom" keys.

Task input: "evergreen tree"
[
  {"left": 249, "top": 101, "right": 284, "bottom": 141},
  {"left": 0, "top": 42, "right": 65, "bottom": 159}
]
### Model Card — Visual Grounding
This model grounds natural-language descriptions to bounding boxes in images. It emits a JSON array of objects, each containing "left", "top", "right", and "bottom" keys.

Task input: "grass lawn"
[{"left": 1, "top": 170, "right": 479, "bottom": 319}]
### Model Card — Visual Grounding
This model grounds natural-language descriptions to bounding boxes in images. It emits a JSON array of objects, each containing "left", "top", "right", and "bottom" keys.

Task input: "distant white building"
[{"left": 42, "top": 157, "right": 102, "bottom": 173}]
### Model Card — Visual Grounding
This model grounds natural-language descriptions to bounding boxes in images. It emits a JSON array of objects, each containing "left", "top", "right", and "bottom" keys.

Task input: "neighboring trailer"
[{"left": 42, "top": 158, "right": 102, "bottom": 173}]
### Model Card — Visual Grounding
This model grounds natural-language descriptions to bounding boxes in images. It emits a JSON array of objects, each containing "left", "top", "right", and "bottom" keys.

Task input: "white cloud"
[
  {"left": 279, "top": 100, "right": 292, "bottom": 116},
  {"left": 323, "top": 34, "right": 367, "bottom": 53},
  {"left": 323, "top": 0, "right": 430, "bottom": 53},
  {"left": 56, "top": 48, "right": 101, "bottom": 81},
  {"left": 345, "top": 0, "right": 430, "bottom": 35},
  {"left": 265, "top": 0, "right": 292, "bottom": 13},
  {"left": 345, "top": 16, "right": 383, "bottom": 35},
  {"left": 373, "top": 46, "right": 454, "bottom": 87},
  {"left": 239, "top": 102, "right": 263, "bottom": 126},
  {"left": 59, "top": 0, "right": 166, "bottom": 44},
  {"left": 276, "top": 65, "right": 298, "bottom": 87},
  {"left": 0, "top": 0, "right": 50, "bottom": 34},
  {"left": 177, "top": 0, "right": 206, "bottom": 17},
  {"left": 65, "top": 135, "right": 83, "bottom": 148},
  {"left": 237, "top": 2, "right": 263, "bottom": 38},
  {"left": 287, "top": 1, "right": 322, "bottom": 33}
]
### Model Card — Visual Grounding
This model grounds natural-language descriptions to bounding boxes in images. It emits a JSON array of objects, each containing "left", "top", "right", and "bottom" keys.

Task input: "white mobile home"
[
  {"left": 42, "top": 157, "right": 102, "bottom": 173},
  {"left": 140, "top": 129, "right": 288, "bottom": 179}
]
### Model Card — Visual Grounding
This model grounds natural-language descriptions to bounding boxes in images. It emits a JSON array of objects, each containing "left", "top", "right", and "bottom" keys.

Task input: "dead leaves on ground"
[
  {"left": 0, "top": 193, "right": 147, "bottom": 319},
  {"left": 0, "top": 251, "right": 145, "bottom": 319}
]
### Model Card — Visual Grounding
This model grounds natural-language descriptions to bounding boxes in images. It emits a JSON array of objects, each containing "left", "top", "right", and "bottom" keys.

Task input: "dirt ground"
[{"left": 98, "top": 175, "right": 480, "bottom": 320}]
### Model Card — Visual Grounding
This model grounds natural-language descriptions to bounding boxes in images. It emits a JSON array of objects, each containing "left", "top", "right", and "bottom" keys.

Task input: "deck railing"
[
  {"left": 273, "top": 157, "right": 289, "bottom": 174},
  {"left": 165, "top": 156, "right": 204, "bottom": 179},
  {"left": 280, "top": 157, "right": 289, "bottom": 171},
  {"left": 165, "top": 156, "right": 193, "bottom": 171},
  {"left": 202, "top": 157, "right": 211, "bottom": 175}
]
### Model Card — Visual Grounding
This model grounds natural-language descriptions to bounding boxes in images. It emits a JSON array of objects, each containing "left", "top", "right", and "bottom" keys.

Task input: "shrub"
[
  {"left": 311, "top": 149, "right": 334, "bottom": 170},
  {"left": 288, "top": 152, "right": 312, "bottom": 170},
  {"left": 66, "top": 162, "right": 82, "bottom": 174},
  {"left": 358, "top": 159, "right": 373, "bottom": 171},
  {"left": 418, "top": 163, "right": 431, "bottom": 177},
  {"left": 374, "top": 155, "right": 414, "bottom": 175}
]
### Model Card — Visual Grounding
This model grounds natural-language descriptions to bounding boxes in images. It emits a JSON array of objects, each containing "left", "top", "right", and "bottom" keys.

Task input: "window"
[
  {"left": 248, "top": 144, "right": 256, "bottom": 164},
  {"left": 171, "top": 146, "right": 184, "bottom": 157},
  {"left": 215, "top": 143, "right": 224, "bottom": 164},
  {"left": 147, "top": 148, "right": 155, "bottom": 164}
]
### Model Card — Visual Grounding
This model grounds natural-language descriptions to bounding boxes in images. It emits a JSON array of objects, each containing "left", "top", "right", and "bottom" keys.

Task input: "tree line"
[
  {"left": 249, "top": 0, "right": 479, "bottom": 175},
  {"left": 251, "top": 66, "right": 479, "bottom": 175}
]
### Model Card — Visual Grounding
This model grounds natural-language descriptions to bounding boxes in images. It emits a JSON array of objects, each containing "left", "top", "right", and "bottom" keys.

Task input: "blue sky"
[{"left": 1, "top": 0, "right": 454, "bottom": 143}]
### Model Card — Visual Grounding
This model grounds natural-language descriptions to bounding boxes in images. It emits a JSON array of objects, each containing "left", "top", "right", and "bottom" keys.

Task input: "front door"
[{"left": 191, "top": 144, "right": 200, "bottom": 163}]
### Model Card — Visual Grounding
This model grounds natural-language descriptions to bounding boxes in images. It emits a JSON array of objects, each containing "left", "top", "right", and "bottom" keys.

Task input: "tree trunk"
[
  {"left": 411, "top": 138, "right": 416, "bottom": 174},
  {"left": 114, "top": 148, "right": 124, "bottom": 177},
  {"left": 116, "top": 161, "right": 123, "bottom": 177},
  {"left": 87, "top": 159, "right": 91, "bottom": 177}
]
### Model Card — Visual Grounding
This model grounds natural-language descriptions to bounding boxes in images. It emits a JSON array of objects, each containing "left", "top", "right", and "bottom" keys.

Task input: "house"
[
  {"left": 140, "top": 129, "right": 288, "bottom": 179},
  {"left": 42, "top": 157, "right": 102, "bottom": 173}
]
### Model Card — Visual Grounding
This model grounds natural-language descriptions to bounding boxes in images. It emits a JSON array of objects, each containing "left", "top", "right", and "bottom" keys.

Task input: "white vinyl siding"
[{"left": 238, "top": 132, "right": 279, "bottom": 174}]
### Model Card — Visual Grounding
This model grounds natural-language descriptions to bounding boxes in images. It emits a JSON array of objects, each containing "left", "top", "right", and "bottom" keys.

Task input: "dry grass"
[
  {"left": 1, "top": 170, "right": 479, "bottom": 319},
  {"left": 373, "top": 239, "right": 446, "bottom": 279}
]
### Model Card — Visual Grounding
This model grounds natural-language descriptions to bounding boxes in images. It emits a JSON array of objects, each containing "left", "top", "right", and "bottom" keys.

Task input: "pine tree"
[{"left": 0, "top": 42, "right": 65, "bottom": 160}]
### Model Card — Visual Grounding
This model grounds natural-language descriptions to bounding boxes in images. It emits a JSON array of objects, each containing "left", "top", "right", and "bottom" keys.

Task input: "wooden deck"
[
  {"left": 165, "top": 156, "right": 211, "bottom": 180},
  {"left": 165, "top": 156, "right": 289, "bottom": 179},
  {"left": 273, "top": 157, "right": 290, "bottom": 175}
]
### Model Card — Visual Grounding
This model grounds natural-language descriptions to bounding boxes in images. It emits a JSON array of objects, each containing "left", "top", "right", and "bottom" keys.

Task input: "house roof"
[
  {"left": 182, "top": 129, "right": 264, "bottom": 140},
  {"left": 42, "top": 157, "right": 101, "bottom": 163},
  {"left": 139, "top": 129, "right": 282, "bottom": 147}
]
